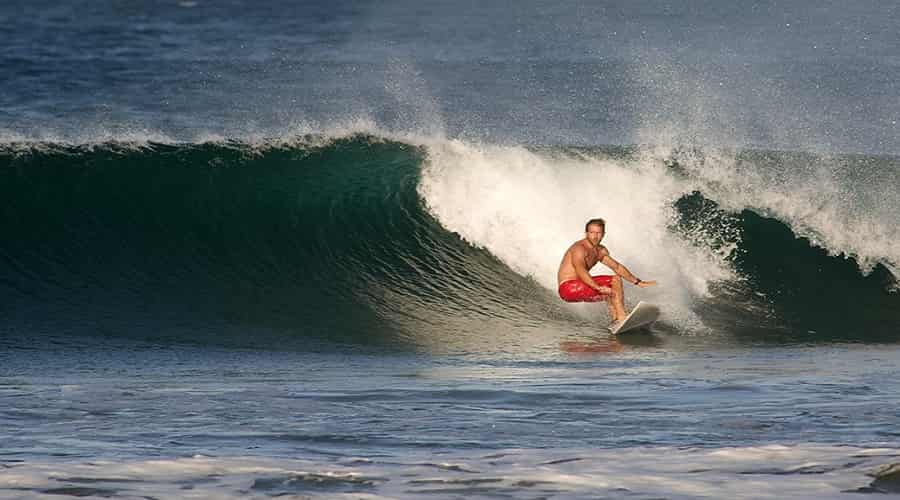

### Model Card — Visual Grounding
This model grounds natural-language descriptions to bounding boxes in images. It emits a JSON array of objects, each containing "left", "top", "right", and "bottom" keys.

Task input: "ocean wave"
[{"left": 1, "top": 133, "right": 897, "bottom": 345}]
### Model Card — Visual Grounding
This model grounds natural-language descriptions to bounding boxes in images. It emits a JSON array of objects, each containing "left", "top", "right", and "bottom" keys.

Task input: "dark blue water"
[
  {"left": 4, "top": 0, "right": 900, "bottom": 152},
  {"left": 2, "top": 1, "right": 899, "bottom": 498}
]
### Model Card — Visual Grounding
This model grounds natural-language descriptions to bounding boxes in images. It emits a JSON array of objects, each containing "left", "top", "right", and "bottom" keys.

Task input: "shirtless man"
[{"left": 557, "top": 218, "right": 657, "bottom": 328}]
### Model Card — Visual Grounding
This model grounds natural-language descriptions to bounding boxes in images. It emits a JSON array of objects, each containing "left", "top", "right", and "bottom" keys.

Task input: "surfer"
[{"left": 557, "top": 218, "right": 657, "bottom": 329}]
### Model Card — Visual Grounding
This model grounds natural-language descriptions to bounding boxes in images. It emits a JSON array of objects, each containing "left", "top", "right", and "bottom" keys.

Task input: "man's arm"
[
  {"left": 571, "top": 246, "right": 612, "bottom": 293},
  {"left": 600, "top": 249, "right": 657, "bottom": 287}
]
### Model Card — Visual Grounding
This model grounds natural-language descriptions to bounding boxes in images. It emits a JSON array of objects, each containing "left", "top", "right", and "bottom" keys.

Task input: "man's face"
[{"left": 585, "top": 224, "right": 605, "bottom": 246}]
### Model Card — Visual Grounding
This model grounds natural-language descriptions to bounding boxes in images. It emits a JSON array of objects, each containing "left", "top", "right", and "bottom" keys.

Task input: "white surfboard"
[{"left": 609, "top": 301, "right": 660, "bottom": 334}]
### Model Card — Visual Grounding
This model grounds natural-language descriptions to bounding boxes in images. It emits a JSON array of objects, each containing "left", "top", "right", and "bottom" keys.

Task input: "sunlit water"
[{"left": 3, "top": 333, "right": 899, "bottom": 498}]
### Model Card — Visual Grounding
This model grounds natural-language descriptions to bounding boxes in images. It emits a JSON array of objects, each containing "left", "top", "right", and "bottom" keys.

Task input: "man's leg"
[{"left": 609, "top": 276, "right": 627, "bottom": 321}]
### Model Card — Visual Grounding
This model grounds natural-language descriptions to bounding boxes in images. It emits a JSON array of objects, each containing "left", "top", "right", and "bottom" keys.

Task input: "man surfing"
[{"left": 557, "top": 218, "right": 657, "bottom": 330}]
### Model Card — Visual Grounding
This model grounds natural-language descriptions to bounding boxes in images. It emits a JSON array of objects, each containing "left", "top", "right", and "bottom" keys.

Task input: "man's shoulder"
[
  {"left": 563, "top": 242, "right": 584, "bottom": 261},
  {"left": 569, "top": 240, "right": 587, "bottom": 253}
]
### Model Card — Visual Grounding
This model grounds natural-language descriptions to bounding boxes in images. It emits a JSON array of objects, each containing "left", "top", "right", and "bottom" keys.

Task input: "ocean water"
[{"left": 2, "top": 1, "right": 899, "bottom": 498}]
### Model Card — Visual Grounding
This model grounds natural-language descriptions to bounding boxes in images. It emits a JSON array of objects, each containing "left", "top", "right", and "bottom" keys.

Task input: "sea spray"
[{"left": 417, "top": 139, "right": 735, "bottom": 329}]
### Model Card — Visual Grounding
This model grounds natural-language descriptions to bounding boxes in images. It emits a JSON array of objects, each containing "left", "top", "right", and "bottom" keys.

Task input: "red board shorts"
[{"left": 558, "top": 275, "right": 614, "bottom": 302}]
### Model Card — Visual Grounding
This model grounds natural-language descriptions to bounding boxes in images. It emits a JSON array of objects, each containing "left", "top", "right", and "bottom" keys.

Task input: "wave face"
[
  {"left": 1, "top": 135, "right": 898, "bottom": 348},
  {"left": 0, "top": 136, "right": 556, "bottom": 351}
]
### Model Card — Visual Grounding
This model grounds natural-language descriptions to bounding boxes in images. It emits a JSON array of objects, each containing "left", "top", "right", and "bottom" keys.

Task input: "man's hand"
[
  {"left": 636, "top": 280, "right": 657, "bottom": 288},
  {"left": 596, "top": 286, "right": 613, "bottom": 294}
]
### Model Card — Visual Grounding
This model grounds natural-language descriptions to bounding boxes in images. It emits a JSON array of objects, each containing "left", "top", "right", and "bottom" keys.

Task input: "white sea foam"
[
  {"left": 417, "top": 139, "right": 735, "bottom": 329},
  {"left": 2, "top": 445, "right": 895, "bottom": 499},
  {"left": 0, "top": 117, "right": 381, "bottom": 149}
]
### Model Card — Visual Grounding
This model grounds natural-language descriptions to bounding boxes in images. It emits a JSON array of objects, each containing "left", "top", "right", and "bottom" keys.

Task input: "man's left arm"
[{"left": 600, "top": 253, "right": 657, "bottom": 287}]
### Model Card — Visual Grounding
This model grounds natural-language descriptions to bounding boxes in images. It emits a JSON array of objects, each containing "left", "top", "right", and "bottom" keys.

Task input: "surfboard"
[{"left": 609, "top": 301, "right": 660, "bottom": 334}]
